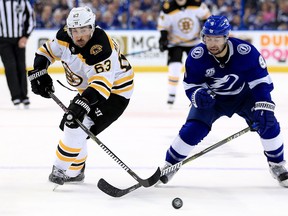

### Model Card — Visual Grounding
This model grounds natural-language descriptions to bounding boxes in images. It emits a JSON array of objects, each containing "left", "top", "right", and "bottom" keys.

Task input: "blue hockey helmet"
[{"left": 201, "top": 15, "right": 231, "bottom": 38}]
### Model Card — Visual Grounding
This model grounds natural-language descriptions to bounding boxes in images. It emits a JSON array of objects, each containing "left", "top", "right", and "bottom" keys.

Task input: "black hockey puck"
[{"left": 172, "top": 197, "right": 183, "bottom": 209}]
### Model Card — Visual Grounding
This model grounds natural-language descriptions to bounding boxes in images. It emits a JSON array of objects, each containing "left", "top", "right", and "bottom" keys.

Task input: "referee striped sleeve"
[{"left": 0, "top": 0, "right": 35, "bottom": 38}]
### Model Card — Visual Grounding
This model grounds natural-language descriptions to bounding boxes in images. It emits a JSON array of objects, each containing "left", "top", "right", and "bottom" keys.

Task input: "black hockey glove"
[
  {"left": 159, "top": 30, "right": 168, "bottom": 52},
  {"left": 28, "top": 69, "right": 54, "bottom": 98},
  {"left": 253, "top": 101, "right": 277, "bottom": 136},
  {"left": 64, "top": 95, "right": 91, "bottom": 129},
  {"left": 191, "top": 88, "right": 216, "bottom": 109}
]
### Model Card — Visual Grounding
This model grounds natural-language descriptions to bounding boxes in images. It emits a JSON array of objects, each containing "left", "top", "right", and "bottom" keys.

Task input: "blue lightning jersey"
[{"left": 184, "top": 37, "right": 274, "bottom": 106}]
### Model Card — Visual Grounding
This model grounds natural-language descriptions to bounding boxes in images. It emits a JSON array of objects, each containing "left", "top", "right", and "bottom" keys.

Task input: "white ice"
[{"left": 0, "top": 72, "right": 288, "bottom": 216}]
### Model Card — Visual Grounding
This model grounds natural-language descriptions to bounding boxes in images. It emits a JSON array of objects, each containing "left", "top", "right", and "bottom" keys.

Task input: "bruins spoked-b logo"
[
  {"left": 178, "top": 17, "right": 193, "bottom": 34},
  {"left": 90, "top": 44, "right": 103, "bottom": 55},
  {"left": 62, "top": 61, "right": 83, "bottom": 87}
]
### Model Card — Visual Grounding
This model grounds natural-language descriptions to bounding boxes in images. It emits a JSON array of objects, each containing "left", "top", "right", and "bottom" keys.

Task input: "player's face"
[
  {"left": 70, "top": 26, "right": 93, "bottom": 48},
  {"left": 204, "top": 35, "right": 227, "bottom": 56}
]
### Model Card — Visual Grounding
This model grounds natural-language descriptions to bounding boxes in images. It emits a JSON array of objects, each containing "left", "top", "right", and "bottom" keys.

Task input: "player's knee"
[
  {"left": 179, "top": 120, "right": 210, "bottom": 146},
  {"left": 260, "top": 121, "right": 280, "bottom": 139}
]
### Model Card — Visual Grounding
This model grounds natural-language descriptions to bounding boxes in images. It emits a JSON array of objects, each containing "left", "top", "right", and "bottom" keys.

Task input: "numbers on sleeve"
[
  {"left": 94, "top": 60, "right": 111, "bottom": 73},
  {"left": 118, "top": 54, "right": 132, "bottom": 71},
  {"left": 94, "top": 53, "right": 131, "bottom": 74}
]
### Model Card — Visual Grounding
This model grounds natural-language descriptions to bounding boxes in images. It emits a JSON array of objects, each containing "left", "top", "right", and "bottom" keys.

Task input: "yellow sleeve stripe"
[
  {"left": 46, "top": 41, "right": 61, "bottom": 61},
  {"left": 107, "top": 34, "right": 115, "bottom": 50},
  {"left": 77, "top": 53, "right": 86, "bottom": 63},
  {"left": 37, "top": 47, "right": 55, "bottom": 64},
  {"left": 90, "top": 83, "right": 111, "bottom": 98},
  {"left": 57, "top": 39, "right": 69, "bottom": 48},
  {"left": 113, "top": 73, "right": 134, "bottom": 86},
  {"left": 157, "top": 24, "right": 170, "bottom": 30},
  {"left": 38, "top": 46, "right": 49, "bottom": 56},
  {"left": 88, "top": 75, "right": 113, "bottom": 89},
  {"left": 111, "top": 83, "right": 134, "bottom": 94},
  {"left": 59, "top": 140, "right": 81, "bottom": 153}
]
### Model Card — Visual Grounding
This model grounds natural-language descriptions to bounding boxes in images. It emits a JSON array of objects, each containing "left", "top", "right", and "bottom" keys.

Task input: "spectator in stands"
[
  {"left": 243, "top": 5, "right": 258, "bottom": 29},
  {"left": 79, "top": 0, "right": 93, "bottom": 8},
  {"left": 150, "top": 3, "right": 161, "bottom": 23},
  {"left": 134, "top": 11, "right": 156, "bottom": 30},
  {"left": 230, "top": 14, "right": 245, "bottom": 30},
  {"left": 51, "top": 8, "right": 65, "bottom": 29},
  {"left": 140, "top": 0, "right": 154, "bottom": 11},
  {"left": 210, "top": 0, "right": 231, "bottom": 15},
  {"left": 118, "top": 12, "right": 129, "bottom": 29},
  {"left": 98, "top": 10, "right": 121, "bottom": 29},
  {"left": 128, "top": 0, "right": 143, "bottom": 28},
  {"left": 277, "top": 22, "right": 288, "bottom": 30},
  {"left": 261, "top": 1, "right": 277, "bottom": 28},
  {"left": 52, "top": 0, "right": 71, "bottom": 20},
  {"left": 277, "top": 0, "right": 288, "bottom": 28},
  {"left": 232, "top": 0, "right": 242, "bottom": 15},
  {"left": 33, "top": 0, "right": 286, "bottom": 31},
  {"left": 36, "top": 4, "right": 53, "bottom": 29}
]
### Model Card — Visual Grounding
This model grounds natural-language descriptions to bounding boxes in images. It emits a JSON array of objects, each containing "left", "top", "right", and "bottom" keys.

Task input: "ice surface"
[{"left": 0, "top": 72, "right": 288, "bottom": 216}]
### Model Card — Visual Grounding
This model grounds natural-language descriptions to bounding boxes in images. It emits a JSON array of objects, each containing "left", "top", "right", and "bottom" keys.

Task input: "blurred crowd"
[{"left": 32, "top": 0, "right": 288, "bottom": 30}]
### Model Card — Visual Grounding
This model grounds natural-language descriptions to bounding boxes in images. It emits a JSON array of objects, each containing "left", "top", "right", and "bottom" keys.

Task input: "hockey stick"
[
  {"left": 97, "top": 126, "right": 252, "bottom": 197},
  {"left": 125, "top": 47, "right": 153, "bottom": 56},
  {"left": 124, "top": 37, "right": 199, "bottom": 56},
  {"left": 48, "top": 92, "right": 161, "bottom": 187}
]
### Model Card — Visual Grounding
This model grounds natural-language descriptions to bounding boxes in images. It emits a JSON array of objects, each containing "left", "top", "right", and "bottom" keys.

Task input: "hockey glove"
[
  {"left": 191, "top": 88, "right": 216, "bottom": 109},
  {"left": 253, "top": 101, "right": 276, "bottom": 136},
  {"left": 64, "top": 95, "right": 91, "bottom": 128},
  {"left": 28, "top": 69, "right": 54, "bottom": 98},
  {"left": 159, "top": 30, "right": 168, "bottom": 52}
]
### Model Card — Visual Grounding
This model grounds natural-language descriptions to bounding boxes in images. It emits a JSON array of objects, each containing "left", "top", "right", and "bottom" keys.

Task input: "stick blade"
[
  {"left": 97, "top": 178, "right": 141, "bottom": 198},
  {"left": 139, "top": 167, "right": 161, "bottom": 187}
]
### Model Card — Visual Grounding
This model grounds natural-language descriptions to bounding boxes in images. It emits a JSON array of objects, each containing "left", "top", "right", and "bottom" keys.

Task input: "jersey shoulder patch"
[
  {"left": 190, "top": 46, "right": 204, "bottom": 59},
  {"left": 236, "top": 43, "right": 251, "bottom": 55},
  {"left": 80, "top": 27, "right": 113, "bottom": 65},
  {"left": 229, "top": 38, "right": 252, "bottom": 56}
]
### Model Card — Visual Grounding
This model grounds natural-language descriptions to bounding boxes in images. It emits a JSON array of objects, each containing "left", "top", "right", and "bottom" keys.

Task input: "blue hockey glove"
[
  {"left": 28, "top": 69, "right": 54, "bottom": 98},
  {"left": 191, "top": 88, "right": 216, "bottom": 109},
  {"left": 64, "top": 95, "right": 91, "bottom": 128},
  {"left": 253, "top": 101, "right": 276, "bottom": 136}
]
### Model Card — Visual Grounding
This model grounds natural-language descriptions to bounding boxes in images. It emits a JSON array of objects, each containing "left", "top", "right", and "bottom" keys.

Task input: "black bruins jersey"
[{"left": 36, "top": 26, "right": 134, "bottom": 100}]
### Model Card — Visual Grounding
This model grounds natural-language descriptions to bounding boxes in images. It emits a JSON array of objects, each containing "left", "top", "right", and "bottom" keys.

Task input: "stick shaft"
[
  {"left": 48, "top": 92, "right": 160, "bottom": 187},
  {"left": 98, "top": 126, "right": 251, "bottom": 197}
]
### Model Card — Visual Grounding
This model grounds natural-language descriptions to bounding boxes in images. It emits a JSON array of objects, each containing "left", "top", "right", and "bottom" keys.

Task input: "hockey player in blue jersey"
[{"left": 159, "top": 15, "right": 288, "bottom": 187}]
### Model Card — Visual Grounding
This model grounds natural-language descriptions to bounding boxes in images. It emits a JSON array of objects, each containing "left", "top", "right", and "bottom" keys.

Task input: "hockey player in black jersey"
[{"left": 28, "top": 6, "right": 134, "bottom": 185}]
